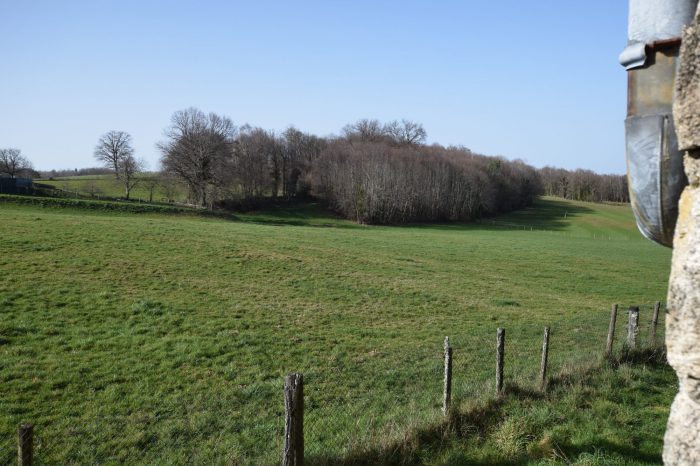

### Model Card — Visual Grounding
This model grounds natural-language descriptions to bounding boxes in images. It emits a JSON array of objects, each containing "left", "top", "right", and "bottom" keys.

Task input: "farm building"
[{"left": 0, "top": 177, "right": 33, "bottom": 194}]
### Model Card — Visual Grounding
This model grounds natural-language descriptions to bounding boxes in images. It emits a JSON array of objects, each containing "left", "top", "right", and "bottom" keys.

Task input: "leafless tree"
[
  {"left": 158, "top": 107, "right": 236, "bottom": 207},
  {"left": 157, "top": 172, "right": 183, "bottom": 202},
  {"left": 385, "top": 119, "right": 427, "bottom": 146},
  {"left": 342, "top": 119, "right": 388, "bottom": 143},
  {"left": 0, "top": 148, "right": 33, "bottom": 178},
  {"left": 539, "top": 166, "right": 628, "bottom": 203},
  {"left": 93, "top": 131, "right": 144, "bottom": 199},
  {"left": 234, "top": 126, "right": 281, "bottom": 201},
  {"left": 281, "top": 127, "right": 324, "bottom": 198},
  {"left": 310, "top": 139, "right": 540, "bottom": 224},
  {"left": 120, "top": 155, "right": 146, "bottom": 200},
  {"left": 94, "top": 131, "right": 134, "bottom": 178},
  {"left": 140, "top": 175, "right": 161, "bottom": 203}
]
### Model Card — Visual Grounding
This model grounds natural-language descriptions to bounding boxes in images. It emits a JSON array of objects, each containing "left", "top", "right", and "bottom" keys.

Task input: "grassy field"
[
  {"left": 34, "top": 174, "right": 188, "bottom": 202},
  {"left": 0, "top": 196, "right": 673, "bottom": 464}
]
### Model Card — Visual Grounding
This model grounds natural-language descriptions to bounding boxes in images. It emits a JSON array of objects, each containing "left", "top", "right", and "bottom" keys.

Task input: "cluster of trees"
[
  {"left": 341, "top": 118, "right": 427, "bottom": 146},
  {"left": 312, "top": 141, "right": 540, "bottom": 223},
  {"left": 6, "top": 110, "right": 631, "bottom": 223},
  {"left": 0, "top": 148, "right": 34, "bottom": 178},
  {"left": 539, "top": 167, "right": 629, "bottom": 203},
  {"left": 156, "top": 110, "right": 541, "bottom": 222},
  {"left": 156, "top": 108, "right": 326, "bottom": 208}
]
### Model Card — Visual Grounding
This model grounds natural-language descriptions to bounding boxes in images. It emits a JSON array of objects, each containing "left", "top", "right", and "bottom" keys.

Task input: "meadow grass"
[
  {"left": 35, "top": 174, "right": 188, "bottom": 202},
  {"left": 0, "top": 196, "right": 672, "bottom": 464}
]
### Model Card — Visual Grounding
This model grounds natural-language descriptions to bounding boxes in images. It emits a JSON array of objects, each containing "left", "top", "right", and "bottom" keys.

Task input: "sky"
[{"left": 1, "top": 1, "right": 630, "bottom": 173}]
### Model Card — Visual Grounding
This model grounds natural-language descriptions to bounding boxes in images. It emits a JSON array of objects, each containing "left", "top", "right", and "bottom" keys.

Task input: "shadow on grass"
[
  {"left": 233, "top": 200, "right": 362, "bottom": 229},
  {"left": 6, "top": 193, "right": 598, "bottom": 234},
  {"left": 307, "top": 397, "right": 508, "bottom": 466},
  {"left": 394, "top": 197, "right": 596, "bottom": 233},
  {"left": 245, "top": 196, "right": 598, "bottom": 233},
  {"left": 306, "top": 348, "right": 668, "bottom": 466},
  {"left": 552, "top": 438, "right": 662, "bottom": 465},
  {"left": 474, "top": 198, "right": 596, "bottom": 232},
  {"left": 609, "top": 345, "right": 667, "bottom": 368}
]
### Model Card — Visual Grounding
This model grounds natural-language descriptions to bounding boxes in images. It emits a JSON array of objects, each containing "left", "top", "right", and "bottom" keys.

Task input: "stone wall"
[{"left": 664, "top": 4, "right": 700, "bottom": 464}]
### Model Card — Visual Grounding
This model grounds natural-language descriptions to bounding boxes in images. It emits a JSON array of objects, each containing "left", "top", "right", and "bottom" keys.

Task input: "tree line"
[
  {"left": 2, "top": 109, "right": 631, "bottom": 223},
  {"left": 312, "top": 140, "right": 540, "bottom": 223},
  {"left": 539, "top": 166, "right": 629, "bottom": 203},
  {"left": 39, "top": 167, "right": 114, "bottom": 178},
  {"left": 150, "top": 110, "right": 543, "bottom": 223}
]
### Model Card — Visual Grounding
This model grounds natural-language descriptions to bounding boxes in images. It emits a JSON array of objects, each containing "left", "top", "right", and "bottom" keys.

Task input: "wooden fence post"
[
  {"left": 627, "top": 307, "right": 640, "bottom": 349},
  {"left": 443, "top": 336, "right": 452, "bottom": 415},
  {"left": 539, "top": 327, "right": 550, "bottom": 390},
  {"left": 282, "top": 373, "right": 303, "bottom": 466},
  {"left": 18, "top": 424, "right": 33, "bottom": 466},
  {"left": 496, "top": 328, "right": 505, "bottom": 395},
  {"left": 605, "top": 304, "right": 618, "bottom": 357},
  {"left": 650, "top": 301, "right": 661, "bottom": 346}
]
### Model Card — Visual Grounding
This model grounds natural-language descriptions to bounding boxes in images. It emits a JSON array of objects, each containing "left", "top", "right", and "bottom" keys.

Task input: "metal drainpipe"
[{"left": 620, "top": 0, "right": 698, "bottom": 247}]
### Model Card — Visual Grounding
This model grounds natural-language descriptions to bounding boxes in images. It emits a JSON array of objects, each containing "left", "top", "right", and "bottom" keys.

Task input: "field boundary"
[{"left": 7, "top": 303, "right": 666, "bottom": 465}]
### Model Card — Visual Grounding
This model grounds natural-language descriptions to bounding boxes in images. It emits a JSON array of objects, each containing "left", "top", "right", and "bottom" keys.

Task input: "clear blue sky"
[{"left": 1, "top": 1, "right": 629, "bottom": 173}]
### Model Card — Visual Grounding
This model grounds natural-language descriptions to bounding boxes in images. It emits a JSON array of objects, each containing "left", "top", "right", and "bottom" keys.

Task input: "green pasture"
[
  {"left": 0, "top": 196, "right": 673, "bottom": 464},
  {"left": 35, "top": 174, "right": 188, "bottom": 202}
]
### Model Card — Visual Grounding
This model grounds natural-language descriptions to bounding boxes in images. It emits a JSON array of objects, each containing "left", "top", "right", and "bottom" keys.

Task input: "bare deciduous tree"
[
  {"left": 158, "top": 107, "right": 236, "bottom": 207},
  {"left": 94, "top": 131, "right": 134, "bottom": 178},
  {"left": 342, "top": 118, "right": 428, "bottom": 146},
  {"left": 385, "top": 119, "right": 427, "bottom": 146},
  {"left": 141, "top": 176, "right": 162, "bottom": 203},
  {"left": 120, "top": 155, "right": 145, "bottom": 200},
  {"left": 539, "top": 166, "right": 628, "bottom": 203},
  {"left": 309, "top": 140, "right": 540, "bottom": 224},
  {"left": 342, "top": 119, "right": 388, "bottom": 143},
  {"left": 234, "top": 126, "right": 281, "bottom": 201},
  {"left": 0, "top": 148, "right": 33, "bottom": 178},
  {"left": 93, "top": 131, "right": 144, "bottom": 199},
  {"left": 158, "top": 172, "right": 183, "bottom": 202}
]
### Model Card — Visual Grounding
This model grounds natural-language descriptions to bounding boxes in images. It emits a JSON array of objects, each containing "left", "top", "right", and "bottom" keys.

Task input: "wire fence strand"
[{"left": 0, "top": 302, "right": 666, "bottom": 465}]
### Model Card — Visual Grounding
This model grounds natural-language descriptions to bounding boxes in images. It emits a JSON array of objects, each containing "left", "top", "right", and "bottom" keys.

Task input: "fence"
[
  {"left": 1, "top": 302, "right": 666, "bottom": 465},
  {"left": 23, "top": 183, "right": 194, "bottom": 208}
]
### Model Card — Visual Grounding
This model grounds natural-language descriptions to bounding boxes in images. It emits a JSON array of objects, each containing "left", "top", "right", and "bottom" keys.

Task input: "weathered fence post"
[
  {"left": 18, "top": 424, "right": 33, "bottom": 466},
  {"left": 539, "top": 327, "right": 550, "bottom": 390},
  {"left": 605, "top": 304, "right": 618, "bottom": 357},
  {"left": 650, "top": 301, "right": 661, "bottom": 346},
  {"left": 496, "top": 328, "right": 505, "bottom": 395},
  {"left": 627, "top": 307, "right": 640, "bottom": 349},
  {"left": 443, "top": 336, "right": 452, "bottom": 415},
  {"left": 282, "top": 373, "right": 303, "bottom": 466}
]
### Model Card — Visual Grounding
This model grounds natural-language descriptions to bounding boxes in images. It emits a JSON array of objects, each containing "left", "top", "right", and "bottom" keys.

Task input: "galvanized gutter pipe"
[{"left": 620, "top": 0, "right": 698, "bottom": 247}]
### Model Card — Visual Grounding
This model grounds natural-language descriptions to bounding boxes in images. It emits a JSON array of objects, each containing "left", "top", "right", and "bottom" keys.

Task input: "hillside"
[
  {"left": 35, "top": 174, "right": 188, "bottom": 203},
  {"left": 0, "top": 196, "right": 672, "bottom": 464}
]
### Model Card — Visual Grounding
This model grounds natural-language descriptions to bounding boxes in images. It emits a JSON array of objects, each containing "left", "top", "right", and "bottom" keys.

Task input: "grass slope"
[
  {"left": 0, "top": 197, "right": 672, "bottom": 464},
  {"left": 35, "top": 174, "right": 187, "bottom": 202}
]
